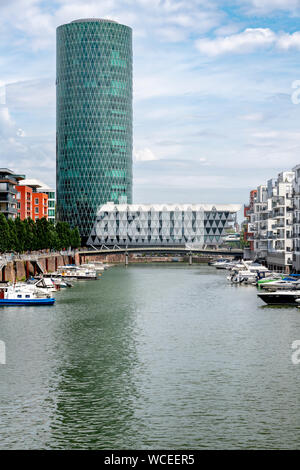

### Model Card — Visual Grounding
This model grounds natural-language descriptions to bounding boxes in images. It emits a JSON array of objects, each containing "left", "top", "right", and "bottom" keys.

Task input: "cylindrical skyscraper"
[{"left": 56, "top": 18, "right": 132, "bottom": 241}]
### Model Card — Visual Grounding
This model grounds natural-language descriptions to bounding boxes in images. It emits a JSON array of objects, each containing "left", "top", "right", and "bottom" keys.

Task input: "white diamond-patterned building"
[{"left": 87, "top": 202, "right": 241, "bottom": 246}]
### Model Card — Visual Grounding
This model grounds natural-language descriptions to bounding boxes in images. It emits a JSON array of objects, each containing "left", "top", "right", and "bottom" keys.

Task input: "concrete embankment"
[
  {"left": 0, "top": 251, "right": 215, "bottom": 282},
  {"left": 0, "top": 252, "right": 81, "bottom": 283}
]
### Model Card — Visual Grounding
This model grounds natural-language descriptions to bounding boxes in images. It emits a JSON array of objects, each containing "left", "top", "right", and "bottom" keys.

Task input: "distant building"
[
  {"left": 243, "top": 189, "right": 257, "bottom": 252},
  {"left": 245, "top": 171, "right": 295, "bottom": 271},
  {"left": 16, "top": 185, "right": 33, "bottom": 220},
  {"left": 18, "top": 179, "right": 55, "bottom": 222},
  {"left": 293, "top": 165, "right": 300, "bottom": 272},
  {"left": 56, "top": 18, "right": 133, "bottom": 241},
  {"left": 0, "top": 168, "right": 25, "bottom": 219},
  {"left": 88, "top": 202, "right": 241, "bottom": 247}
]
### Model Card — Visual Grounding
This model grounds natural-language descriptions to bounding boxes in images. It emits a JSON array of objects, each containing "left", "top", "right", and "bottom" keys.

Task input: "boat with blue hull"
[
  {"left": 0, "top": 298, "right": 55, "bottom": 306},
  {"left": 0, "top": 285, "right": 55, "bottom": 306}
]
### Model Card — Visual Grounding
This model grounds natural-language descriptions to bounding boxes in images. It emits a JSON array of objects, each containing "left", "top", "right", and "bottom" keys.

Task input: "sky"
[{"left": 1, "top": 0, "right": 300, "bottom": 209}]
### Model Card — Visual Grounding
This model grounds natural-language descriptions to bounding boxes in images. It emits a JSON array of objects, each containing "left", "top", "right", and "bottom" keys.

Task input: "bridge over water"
[{"left": 79, "top": 246, "right": 244, "bottom": 265}]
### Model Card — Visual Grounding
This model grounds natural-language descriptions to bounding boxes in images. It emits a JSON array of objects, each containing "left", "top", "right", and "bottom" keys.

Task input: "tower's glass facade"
[{"left": 56, "top": 19, "right": 132, "bottom": 240}]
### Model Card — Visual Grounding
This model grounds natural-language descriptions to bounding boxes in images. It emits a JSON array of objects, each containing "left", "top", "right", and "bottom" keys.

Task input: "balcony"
[{"left": 0, "top": 194, "right": 16, "bottom": 202}]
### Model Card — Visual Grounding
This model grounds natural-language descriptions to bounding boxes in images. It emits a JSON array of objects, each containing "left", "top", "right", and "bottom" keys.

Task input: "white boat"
[
  {"left": 26, "top": 277, "right": 58, "bottom": 293},
  {"left": 227, "top": 270, "right": 258, "bottom": 285},
  {"left": 80, "top": 263, "right": 105, "bottom": 272},
  {"left": 51, "top": 277, "right": 73, "bottom": 288},
  {"left": 56, "top": 265, "right": 98, "bottom": 280},
  {"left": 212, "top": 260, "right": 233, "bottom": 269},
  {"left": 227, "top": 260, "right": 269, "bottom": 273},
  {"left": 0, "top": 285, "right": 55, "bottom": 306},
  {"left": 258, "top": 278, "right": 300, "bottom": 291}
]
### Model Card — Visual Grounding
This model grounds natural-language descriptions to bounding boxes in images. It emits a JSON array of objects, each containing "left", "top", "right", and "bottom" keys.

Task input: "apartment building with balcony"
[
  {"left": 245, "top": 171, "right": 295, "bottom": 272},
  {"left": 16, "top": 185, "right": 33, "bottom": 219},
  {"left": 248, "top": 185, "right": 269, "bottom": 260},
  {"left": 16, "top": 180, "right": 49, "bottom": 221},
  {"left": 0, "top": 168, "right": 25, "bottom": 219},
  {"left": 243, "top": 189, "right": 257, "bottom": 251},
  {"left": 266, "top": 171, "right": 294, "bottom": 271},
  {"left": 18, "top": 179, "right": 55, "bottom": 222},
  {"left": 292, "top": 165, "right": 300, "bottom": 272}
]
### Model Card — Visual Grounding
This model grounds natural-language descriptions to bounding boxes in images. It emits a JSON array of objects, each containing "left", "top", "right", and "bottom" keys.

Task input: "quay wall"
[
  {"left": 0, "top": 253, "right": 78, "bottom": 283},
  {"left": 0, "top": 251, "right": 215, "bottom": 282}
]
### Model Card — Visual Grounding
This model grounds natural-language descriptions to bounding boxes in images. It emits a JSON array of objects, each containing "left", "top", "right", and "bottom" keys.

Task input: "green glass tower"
[{"left": 56, "top": 18, "right": 132, "bottom": 241}]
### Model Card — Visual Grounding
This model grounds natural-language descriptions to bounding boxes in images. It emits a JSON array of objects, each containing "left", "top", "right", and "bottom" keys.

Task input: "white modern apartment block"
[
  {"left": 19, "top": 179, "right": 56, "bottom": 222},
  {"left": 266, "top": 171, "right": 294, "bottom": 271},
  {"left": 250, "top": 185, "right": 269, "bottom": 259},
  {"left": 292, "top": 165, "right": 300, "bottom": 272},
  {"left": 88, "top": 202, "right": 241, "bottom": 247},
  {"left": 247, "top": 171, "right": 295, "bottom": 271}
]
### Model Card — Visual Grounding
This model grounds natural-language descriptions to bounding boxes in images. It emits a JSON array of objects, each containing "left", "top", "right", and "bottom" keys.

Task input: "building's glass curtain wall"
[
  {"left": 56, "top": 19, "right": 133, "bottom": 240},
  {"left": 88, "top": 203, "right": 240, "bottom": 246}
]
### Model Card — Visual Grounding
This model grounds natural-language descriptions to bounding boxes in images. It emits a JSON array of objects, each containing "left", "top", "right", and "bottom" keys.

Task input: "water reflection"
[{"left": 0, "top": 265, "right": 300, "bottom": 449}]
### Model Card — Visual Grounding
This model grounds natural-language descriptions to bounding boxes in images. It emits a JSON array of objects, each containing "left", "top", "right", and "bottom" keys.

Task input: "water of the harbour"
[{"left": 0, "top": 264, "right": 300, "bottom": 449}]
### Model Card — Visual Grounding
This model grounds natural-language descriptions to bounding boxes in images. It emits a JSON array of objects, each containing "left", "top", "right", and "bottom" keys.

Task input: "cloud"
[
  {"left": 0, "top": 107, "right": 15, "bottom": 135},
  {"left": 195, "top": 27, "right": 300, "bottom": 56},
  {"left": 241, "top": 0, "right": 300, "bottom": 14},
  {"left": 240, "top": 113, "right": 265, "bottom": 121},
  {"left": 277, "top": 31, "right": 300, "bottom": 50},
  {"left": 134, "top": 147, "right": 158, "bottom": 162},
  {"left": 195, "top": 28, "right": 276, "bottom": 56},
  {"left": 1, "top": 0, "right": 300, "bottom": 205}
]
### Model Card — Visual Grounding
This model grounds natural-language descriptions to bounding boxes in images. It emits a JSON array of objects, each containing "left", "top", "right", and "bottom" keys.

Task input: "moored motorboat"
[
  {"left": 55, "top": 265, "right": 98, "bottom": 280},
  {"left": 0, "top": 285, "right": 55, "bottom": 306},
  {"left": 227, "top": 270, "right": 258, "bottom": 285},
  {"left": 51, "top": 277, "right": 73, "bottom": 288},
  {"left": 214, "top": 260, "right": 233, "bottom": 269},
  {"left": 257, "top": 290, "right": 300, "bottom": 306}
]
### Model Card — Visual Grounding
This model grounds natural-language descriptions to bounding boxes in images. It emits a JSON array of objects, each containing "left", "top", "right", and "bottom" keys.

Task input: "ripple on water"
[{"left": 0, "top": 265, "right": 300, "bottom": 449}]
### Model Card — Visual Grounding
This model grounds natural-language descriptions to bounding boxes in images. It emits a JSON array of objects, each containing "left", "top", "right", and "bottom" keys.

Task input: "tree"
[
  {"left": 240, "top": 225, "right": 250, "bottom": 248},
  {"left": 48, "top": 223, "right": 61, "bottom": 251},
  {"left": 23, "top": 218, "right": 37, "bottom": 252},
  {"left": 14, "top": 217, "right": 26, "bottom": 253},
  {"left": 7, "top": 219, "right": 18, "bottom": 252},
  {"left": 0, "top": 213, "right": 10, "bottom": 253},
  {"left": 70, "top": 227, "right": 81, "bottom": 249},
  {"left": 55, "top": 221, "right": 72, "bottom": 249},
  {"left": 36, "top": 217, "right": 52, "bottom": 250},
  {"left": 0, "top": 214, "right": 81, "bottom": 253}
]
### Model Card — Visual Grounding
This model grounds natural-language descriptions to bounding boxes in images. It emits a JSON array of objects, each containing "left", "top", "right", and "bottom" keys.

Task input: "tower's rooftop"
[{"left": 71, "top": 18, "right": 118, "bottom": 24}]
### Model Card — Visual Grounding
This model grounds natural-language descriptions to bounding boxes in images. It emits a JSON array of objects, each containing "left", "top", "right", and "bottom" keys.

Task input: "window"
[
  {"left": 35, "top": 198, "right": 39, "bottom": 205},
  {"left": 35, "top": 207, "right": 39, "bottom": 214}
]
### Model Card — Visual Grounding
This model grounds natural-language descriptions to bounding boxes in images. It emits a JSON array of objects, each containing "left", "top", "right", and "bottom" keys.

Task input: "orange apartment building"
[{"left": 16, "top": 185, "right": 48, "bottom": 221}]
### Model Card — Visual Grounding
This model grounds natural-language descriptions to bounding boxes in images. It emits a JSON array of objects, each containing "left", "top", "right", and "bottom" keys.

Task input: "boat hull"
[
  {"left": 258, "top": 293, "right": 300, "bottom": 306},
  {"left": 61, "top": 275, "right": 98, "bottom": 280},
  {"left": 0, "top": 298, "right": 55, "bottom": 306}
]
